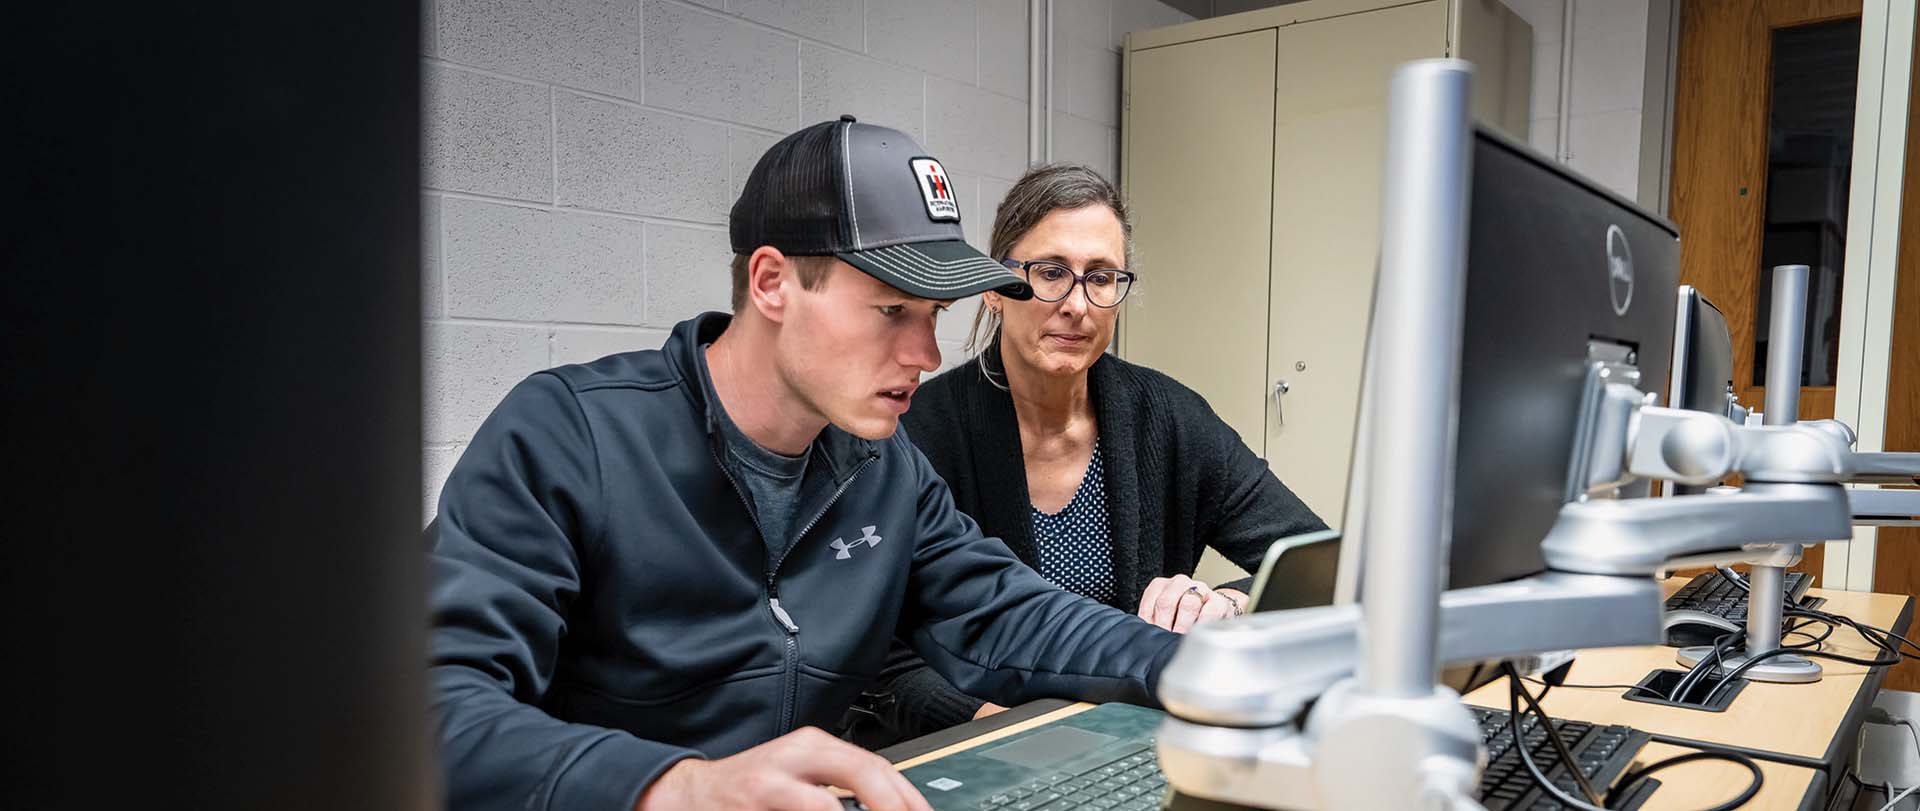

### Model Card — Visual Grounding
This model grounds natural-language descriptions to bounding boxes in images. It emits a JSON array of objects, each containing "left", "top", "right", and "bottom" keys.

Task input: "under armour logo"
[{"left": 830, "top": 526, "right": 883, "bottom": 560}]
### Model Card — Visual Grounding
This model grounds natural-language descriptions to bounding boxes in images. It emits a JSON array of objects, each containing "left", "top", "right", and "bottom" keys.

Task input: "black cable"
[
  {"left": 1673, "top": 631, "right": 1743, "bottom": 704},
  {"left": 1678, "top": 637, "right": 1744, "bottom": 705},
  {"left": 1687, "top": 571, "right": 1919, "bottom": 750},
  {"left": 1703, "top": 562, "right": 1913, "bottom": 658},
  {"left": 1505, "top": 667, "right": 1610, "bottom": 811},
  {"left": 1668, "top": 609, "right": 1841, "bottom": 706},
  {"left": 1701, "top": 644, "right": 1903, "bottom": 707},
  {"left": 1509, "top": 667, "right": 1604, "bottom": 805},
  {"left": 1605, "top": 751, "right": 1764, "bottom": 811},
  {"left": 1501, "top": 666, "right": 1765, "bottom": 811},
  {"left": 1674, "top": 617, "right": 1834, "bottom": 705},
  {"left": 1782, "top": 616, "right": 1835, "bottom": 650},
  {"left": 1712, "top": 567, "right": 1856, "bottom": 653},
  {"left": 1788, "top": 606, "right": 1909, "bottom": 659},
  {"left": 1674, "top": 634, "right": 1735, "bottom": 703},
  {"left": 1790, "top": 606, "right": 1920, "bottom": 661},
  {"left": 1689, "top": 602, "right": 1905, "bottom": 708}
]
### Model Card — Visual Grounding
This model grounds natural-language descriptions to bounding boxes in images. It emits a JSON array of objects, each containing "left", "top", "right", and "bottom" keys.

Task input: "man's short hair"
[{"left": 730, "top": 253, "right": 837, "bottom": 311}]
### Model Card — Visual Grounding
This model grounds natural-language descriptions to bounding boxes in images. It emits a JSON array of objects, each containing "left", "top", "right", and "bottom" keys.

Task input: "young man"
[{"left": 427, "top": 117, "right": 1182, "bottom": 811}]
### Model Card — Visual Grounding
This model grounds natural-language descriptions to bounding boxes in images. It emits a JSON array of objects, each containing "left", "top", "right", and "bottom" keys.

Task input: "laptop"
[
  {"left": 896, "top": 532, "right": 1341, "bottom": 810},
  {"left": 1248, "top": 529, "right": 1341, "bottom": 613}
]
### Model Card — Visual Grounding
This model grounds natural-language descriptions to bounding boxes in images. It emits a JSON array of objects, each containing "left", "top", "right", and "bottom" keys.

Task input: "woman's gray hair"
[{"left": 964, "top": 163, "right": 1134, "bottom": 358}]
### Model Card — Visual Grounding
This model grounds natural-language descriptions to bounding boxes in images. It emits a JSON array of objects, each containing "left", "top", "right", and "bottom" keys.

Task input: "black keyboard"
[
  {"left": 1471, "top": 706, "right": 1656, "bottom": 811},
  {"left": 1665, "top": 570, "right": 1815, "bottom": 624}
]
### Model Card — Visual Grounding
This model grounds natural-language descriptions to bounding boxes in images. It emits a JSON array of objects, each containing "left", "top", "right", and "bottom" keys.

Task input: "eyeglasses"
[{"left": 1000, "top": 259, "right": 1136, "bottom": 308}]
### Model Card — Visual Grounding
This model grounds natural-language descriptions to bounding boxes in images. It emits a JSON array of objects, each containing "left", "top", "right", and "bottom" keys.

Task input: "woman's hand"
[
  {"left": 1214, "top": 588, "right": 1249, "bottom": 617},
  {"left": 1136, "top": 575, "right": 1242, "bottom": 633}
]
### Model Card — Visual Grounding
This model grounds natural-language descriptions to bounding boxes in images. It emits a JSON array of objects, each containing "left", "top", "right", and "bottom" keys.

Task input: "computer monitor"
[
  {"left": 1443, "top": 128, "right": 1681, "bottom": 589},
  {"left": 1666, "top": 286, "right": 1737, "bottom": 495},
  {"left": 1668, "top": 286, "right": 1736, "bottom": 418},
  {"left": 1338, "top": 127, "right": 1681, "bottom": 597}
]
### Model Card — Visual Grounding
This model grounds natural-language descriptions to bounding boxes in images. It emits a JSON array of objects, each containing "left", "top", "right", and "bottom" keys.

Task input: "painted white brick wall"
[
  {"left": 421, "top": 0, "right": 1193, "bottom": 521},
  {"left": 1504, "top": 0, "right": 1656, "bottom": 201}
]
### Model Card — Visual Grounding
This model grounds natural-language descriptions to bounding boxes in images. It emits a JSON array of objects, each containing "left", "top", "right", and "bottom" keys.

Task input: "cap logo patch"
[{"left": 910, "top": 158, "right": 960, "bottom": 222}]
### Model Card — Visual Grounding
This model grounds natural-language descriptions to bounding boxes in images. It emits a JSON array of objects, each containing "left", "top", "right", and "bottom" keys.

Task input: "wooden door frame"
[
  {"left": 1671, "top": 0, "right": 1868, "bottom": 584},
  {"left": 1865, "top": 2, "right": 1920, "bottom": 691},
  {"left": 1675, "top": 0, "right": 1920, "bottom": 688},
  {"left": 1830, "top": 0, "right": 1919, "bottom": 594}
]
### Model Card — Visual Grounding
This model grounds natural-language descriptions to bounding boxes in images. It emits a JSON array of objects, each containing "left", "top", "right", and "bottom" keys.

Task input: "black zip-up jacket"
[{"left": 427, "top": 313, "right": 1182, "bottom": 811}]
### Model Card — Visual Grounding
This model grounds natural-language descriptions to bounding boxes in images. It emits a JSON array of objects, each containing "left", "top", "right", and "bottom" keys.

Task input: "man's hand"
[
  {"left": 1137, "top": 575, "right": 1241, "bottom": 633},
  {"left": 637, "top": 727, "right": 932, "bottom": 811},
  {"left": 973, "top": 702, "right": 1007, "bottom": 720}
]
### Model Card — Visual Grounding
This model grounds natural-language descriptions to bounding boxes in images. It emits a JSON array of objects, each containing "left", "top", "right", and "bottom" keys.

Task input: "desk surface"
[
  {"left": 1631, "top": 741, "right": 1821, "bottom": 811},
  {"left": 1462, "top": 583, "right": 1912, "bottom": 767},
  {"left": 882, "top": 581, "right": 1910, "bottom": 810},
  {"left": 889, "top": 702, "right": 1825, "bottom": 810}
]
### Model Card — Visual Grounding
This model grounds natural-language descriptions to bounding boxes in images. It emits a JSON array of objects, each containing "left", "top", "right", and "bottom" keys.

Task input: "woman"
[{"left": 870, "top": 164, "right": 1327, "bottom": 740}]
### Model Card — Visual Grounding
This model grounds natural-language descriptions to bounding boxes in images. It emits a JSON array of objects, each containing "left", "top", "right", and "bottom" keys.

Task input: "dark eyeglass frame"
[{"left": 999, "top": 259, "right": 1137, "bottom": 308}]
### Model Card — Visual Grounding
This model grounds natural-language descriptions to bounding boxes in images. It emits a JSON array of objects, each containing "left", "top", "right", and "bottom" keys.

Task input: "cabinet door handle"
[{"left": 1273, "top": 379, "right": 1290, "bottom": 424}]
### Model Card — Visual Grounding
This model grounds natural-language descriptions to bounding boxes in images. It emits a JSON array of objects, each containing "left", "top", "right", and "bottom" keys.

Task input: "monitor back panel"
[{"left": 1450, "top": 132, "right": 1680, "bottom": 588}]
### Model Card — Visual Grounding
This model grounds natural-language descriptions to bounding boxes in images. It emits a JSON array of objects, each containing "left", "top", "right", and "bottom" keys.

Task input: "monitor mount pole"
[{"left": 1675, "top": 264, "right": 1825, "bottom": 683}]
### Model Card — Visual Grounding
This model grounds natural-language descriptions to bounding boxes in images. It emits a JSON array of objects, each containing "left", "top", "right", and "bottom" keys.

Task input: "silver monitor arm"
[
  {"left": 1156, "top": 59, "right": 1490, "bottom": 811},
  {"left": 1154, "top": 64, "right": 1859, "bottom": 810},
  {"left": 1794, "top": 418, "right": 1920, "bottom": 524},
  {"left": 1538, "top": 401, "right": 1854, "bottom": 575},
  {"left": 1852, "top": 452, "right": 1920, "bottom": 486},
  {"left": 1749, "top": 396, "right": 1920, "bottom": 488},
  {"left": 1156, "top": 374, "right": 1857, "bottom": 809},
  {"left": 1156, "top": 574, "right": 1661, "bottom": 810},
  {"left": 1854, "top": 489, "right": 1920, "bottom": 526}
]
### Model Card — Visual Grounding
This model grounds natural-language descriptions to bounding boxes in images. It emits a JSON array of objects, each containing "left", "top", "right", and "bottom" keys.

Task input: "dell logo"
[{"left": 1606, "top": 224, "right": 1634, "bottom": 316}]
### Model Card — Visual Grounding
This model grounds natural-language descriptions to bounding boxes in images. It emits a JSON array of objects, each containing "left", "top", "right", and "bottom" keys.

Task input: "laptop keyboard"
[
  {"left": 972, "top": 741, "right": 1162, "bottom": 810},
  {"left": 1665, "top": 570, "right": 1814, "bottom": 623}
]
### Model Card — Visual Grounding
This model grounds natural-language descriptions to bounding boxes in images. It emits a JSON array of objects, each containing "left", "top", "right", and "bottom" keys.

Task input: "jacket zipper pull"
[{"left": 769, "top": 597, "right": 799, "bottom": 634}]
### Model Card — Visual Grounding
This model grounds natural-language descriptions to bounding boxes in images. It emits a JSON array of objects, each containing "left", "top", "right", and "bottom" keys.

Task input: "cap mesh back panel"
[{"left": 730, "top": 122, "right": 849, "bottom": 255}]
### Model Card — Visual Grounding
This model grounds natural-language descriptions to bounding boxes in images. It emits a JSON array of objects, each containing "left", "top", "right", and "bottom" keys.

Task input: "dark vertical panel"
[
  {"left": 1753, "top": 18, "right": 1859, "bottom": 390},
  {"left": 1, "top": 3, "right": 435, "bottom": 808}
]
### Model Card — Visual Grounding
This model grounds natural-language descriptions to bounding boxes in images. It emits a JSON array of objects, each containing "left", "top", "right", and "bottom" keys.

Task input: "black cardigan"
[{"left": 873, "top": 346, "right": 1328, "bottom": 739}]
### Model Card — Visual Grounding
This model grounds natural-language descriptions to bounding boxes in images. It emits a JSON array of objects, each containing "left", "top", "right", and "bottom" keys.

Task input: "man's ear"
[{"left": 745, "top": 246, "right": 790, "bottom": 323}]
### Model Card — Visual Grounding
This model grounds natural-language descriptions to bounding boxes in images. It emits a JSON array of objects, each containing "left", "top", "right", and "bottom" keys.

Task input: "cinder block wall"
[
  {"left": 1503, "top": 0, "right": 1662, "bottom": 201},
  {"left": 422, "top": 0, "right": 1195, "bottom": 520}
]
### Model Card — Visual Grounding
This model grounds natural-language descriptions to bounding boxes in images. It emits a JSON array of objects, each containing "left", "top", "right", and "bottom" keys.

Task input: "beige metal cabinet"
[{"left": 1120, "top": 0, "right": 1529, "bottom": 583}]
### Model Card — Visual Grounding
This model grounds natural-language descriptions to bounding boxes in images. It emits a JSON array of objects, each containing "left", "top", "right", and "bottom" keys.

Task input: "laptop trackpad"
[{"left": 979, "top": 727, "right": 1117, "bottom": 770}]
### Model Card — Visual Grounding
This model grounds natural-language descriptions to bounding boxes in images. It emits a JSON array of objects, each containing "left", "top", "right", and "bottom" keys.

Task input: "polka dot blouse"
[{"left": 1030, "top": 439, "right": 1116, "bottom": 605}]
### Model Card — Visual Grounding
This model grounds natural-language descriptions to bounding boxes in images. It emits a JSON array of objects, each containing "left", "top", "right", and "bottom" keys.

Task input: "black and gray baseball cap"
[{"left": 729, "top": 115, "right": 1032, "bottom": 301}]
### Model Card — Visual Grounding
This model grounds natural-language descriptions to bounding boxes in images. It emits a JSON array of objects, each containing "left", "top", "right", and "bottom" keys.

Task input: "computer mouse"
[{"left": 1663, "top": 609, "right": 1741, "bottom": 647}]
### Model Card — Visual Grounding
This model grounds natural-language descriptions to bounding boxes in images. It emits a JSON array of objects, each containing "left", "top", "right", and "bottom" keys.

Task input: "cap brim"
[{"left": 837, "top": 240, "right": 1033, "bottom": 301}]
